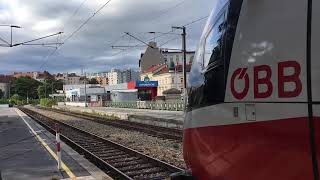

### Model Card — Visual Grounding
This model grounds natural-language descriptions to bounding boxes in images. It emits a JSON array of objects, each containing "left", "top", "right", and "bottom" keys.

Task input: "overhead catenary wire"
[
  {"left": 61, "top": 0, "right": 89, "bottom": 32},
  {"left": 124, "top": 32, "right": 154, "bottom": 48},
  {"left": 159, "top": 36, "right": 181, "bottom": 47},
  {"left": 40, "top": 0, "right": 113, "bottom": 69},
  {"left": 63, "top": 0, "right": 112, "bottom": 44},
  {"left": 149, "top": 0, "right": 188, "bottom": 22},
  {"left": 111, "top": 29, "right": 177, "bottom": 56},
  {"left": 14, "top": 32, "right": 63, "bottom": 46},
  {"left": 109, "top": 0, "right": 188, "bottom": 49},
  {"left": 183, "top": 15, "right": 209, "bottom": 27},
  {"left": 0, "top": 36, "right": 10, "bottom": 45}
]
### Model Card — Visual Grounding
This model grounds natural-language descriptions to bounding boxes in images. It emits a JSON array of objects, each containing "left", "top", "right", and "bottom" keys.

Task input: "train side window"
[
  {"left": 188, "top": 0, "right": 243, "bottom": 110},
  {"left": 203, "top": 12, "right": 226, "bottom": 72}
]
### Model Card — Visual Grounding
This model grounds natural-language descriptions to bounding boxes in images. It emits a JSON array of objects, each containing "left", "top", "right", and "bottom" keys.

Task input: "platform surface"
[
  {"left": 55, "top": 105, "right": 184, "bottom": 121},
  {"left": 0, "top": 107, "right": 112, "bottom": 180}
]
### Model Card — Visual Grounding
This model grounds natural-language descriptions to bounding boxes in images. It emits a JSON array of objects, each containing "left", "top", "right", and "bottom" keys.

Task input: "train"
[{"left": 182, "top": 0, "right": 320, "bottom": 179}]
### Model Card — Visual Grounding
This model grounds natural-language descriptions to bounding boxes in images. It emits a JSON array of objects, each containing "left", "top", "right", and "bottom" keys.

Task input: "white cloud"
[
  {"left": 32, "top": 19, "right": 61, "bottom": 32},
  {"left": 0, "top": 0, "right": 214, "bottom": 74}
]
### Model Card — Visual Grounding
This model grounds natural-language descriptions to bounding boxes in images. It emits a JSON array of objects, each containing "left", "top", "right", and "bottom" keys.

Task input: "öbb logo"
[{"left": 230, "top": 61, "right": 302, "bottom": 100}]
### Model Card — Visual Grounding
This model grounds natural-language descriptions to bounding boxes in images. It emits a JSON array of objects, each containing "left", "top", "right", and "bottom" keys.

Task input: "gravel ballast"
[{"left": 28, "top": 107, "right": 186, "bottom": 169}]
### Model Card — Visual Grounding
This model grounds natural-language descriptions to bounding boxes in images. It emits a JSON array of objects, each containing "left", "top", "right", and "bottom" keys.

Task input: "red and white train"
[{"left": 183, "top": 0, "right": 320, "bottom": 179}]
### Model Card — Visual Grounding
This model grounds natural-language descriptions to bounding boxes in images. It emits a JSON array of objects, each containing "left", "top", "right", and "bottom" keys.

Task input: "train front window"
[{"left": 188, "top": 0, "right": 243, "bottom": 110}]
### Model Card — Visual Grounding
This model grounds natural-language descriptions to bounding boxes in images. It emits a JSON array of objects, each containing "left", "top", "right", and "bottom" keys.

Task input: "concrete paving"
[
  {"left": 0, "top": 107, "right": 112, "bottom": 180},
  {"left": 54, "top": 105, "right": 184, "bottom": 121}
]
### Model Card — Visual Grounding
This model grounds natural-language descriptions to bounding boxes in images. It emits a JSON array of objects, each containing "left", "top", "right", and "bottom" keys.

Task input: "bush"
[
  {"left": 9, "top": 94, "right": 27, "bottom": 106},
  {"left": 0, "top": 98, "right": 9, "bottom": 104},
  {"left": 40, "top": 98, "right": 57, "bottom": 107},
  {"left": 29, "top": 99, "right": 40, "bottom": 105}
]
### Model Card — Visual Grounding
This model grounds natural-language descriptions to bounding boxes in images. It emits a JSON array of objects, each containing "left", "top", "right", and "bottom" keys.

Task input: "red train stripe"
[{"left": 184, "top": 117, "right": 318, "bottom": 180}]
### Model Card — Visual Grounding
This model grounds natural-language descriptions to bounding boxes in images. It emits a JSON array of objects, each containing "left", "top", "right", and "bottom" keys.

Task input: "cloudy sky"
[{"left": 0, "top": 0, "right": 214, "bottom": 74}]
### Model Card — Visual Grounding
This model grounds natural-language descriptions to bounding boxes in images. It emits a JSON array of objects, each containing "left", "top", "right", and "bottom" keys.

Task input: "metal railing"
[{"left": 104, "top": 101, "right": 184, "bottom": 111}]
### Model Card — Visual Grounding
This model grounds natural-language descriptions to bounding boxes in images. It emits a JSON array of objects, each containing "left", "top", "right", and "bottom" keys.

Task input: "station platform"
[
  {"left": 0, "top": 107, "right": 112, "bottom": 180},
  {"left": 54, "top": 105, "right": 183, "bottom": 121},
  {"left": 54, "top": 105, "right": 184, "bottom": 129}
]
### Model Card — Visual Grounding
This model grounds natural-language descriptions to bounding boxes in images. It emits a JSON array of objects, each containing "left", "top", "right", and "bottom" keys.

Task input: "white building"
[
  {"left": 107, "top": 69, "right": 120, "bottom": 85},
  {"left": 55, "top": 73, "right": 88, "bottom": 85},
  {"left": 65, "top": 86, "right": 105, "bottom": 102},
  {"left": 161, "top": 50, "right": 195, "bottom": 65},
  {"left": 140, "top": 64, "right": 191, "bottom": 96},
  {"left": 106, "top": 68, "right": 139, "bottom": 85},
  {"left": 63, "top": 84, "right": 101, "bottom": 92},
  {"left": 87, "top": 72, "right": 107, "bottom": 79}
]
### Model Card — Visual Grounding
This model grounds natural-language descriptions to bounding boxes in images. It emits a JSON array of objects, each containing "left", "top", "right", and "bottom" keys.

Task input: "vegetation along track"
[
  {"left": 40, "top": 107, "right": 183, "bottom": 141},
  {"left": 19, "top": 107, "right": 183, "bottom": 179}
]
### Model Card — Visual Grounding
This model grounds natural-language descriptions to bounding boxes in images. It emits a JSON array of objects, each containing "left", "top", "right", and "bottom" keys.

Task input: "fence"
[{"left": 104, "top": 101, "right": 184, "bottom": 111}]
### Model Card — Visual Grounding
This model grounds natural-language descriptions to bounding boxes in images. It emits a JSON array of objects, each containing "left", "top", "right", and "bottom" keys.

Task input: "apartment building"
[
  {"left": 161, "top": 50, "right": 195, "bottom": 65},
  {"left": 55, "top": 73, "right": 88, "bottom": 85},
  {"left": 107, "top": 68, "right": 139, "bottom": 85}
]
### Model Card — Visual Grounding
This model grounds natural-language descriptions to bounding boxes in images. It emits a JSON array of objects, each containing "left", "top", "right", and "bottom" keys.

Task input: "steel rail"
[
  {"left": 19, "top": 107, "right": 183, "bottom": 179},
  {"left": 40, "top": 107, "right": 183, "bottom": 141}
]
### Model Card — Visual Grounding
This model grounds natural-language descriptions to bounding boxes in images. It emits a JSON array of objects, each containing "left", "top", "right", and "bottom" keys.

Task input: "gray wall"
[
  {"left": 140, "top": 42, "right": 165, "bottom": 72},
  {"left": 111, "top": 91, "right": 138, "bottom": 102}
]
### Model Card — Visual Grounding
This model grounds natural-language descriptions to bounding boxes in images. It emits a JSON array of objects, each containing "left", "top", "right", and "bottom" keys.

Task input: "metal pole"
[
  {"left": 10, "top": 26, "right": 12, "bottom": 47},
  {"left": 52, "top": 82, "right": 54, "bottom": 98},
  {"left": 172, "top": 26, "right": 188, "bottom": 109},
  {"left": 182, "top": 26, "right": 187, "bottom": 104},
  {"left": 84, "top": 77, "right": 87, "bottom": 107},
  {"left": 8, "top": 81, "right": 11, "bottom": 98},
  {"left": 45, "top": 81, "right": 47, "bottom": 98},
  {"left": 55, "top": 123, "right": 61, "bottom": 170}
]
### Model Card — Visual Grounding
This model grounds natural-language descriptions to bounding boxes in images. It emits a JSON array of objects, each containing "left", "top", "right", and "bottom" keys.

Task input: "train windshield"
[{"left": 188, "top": 0, "right": 243, "bottom": 110}]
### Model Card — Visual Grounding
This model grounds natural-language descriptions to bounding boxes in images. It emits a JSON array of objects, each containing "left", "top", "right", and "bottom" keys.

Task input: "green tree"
[
  {"left": 37, "top": 78, "right": 64, "bottom": 98},
  {"left": 11, "top": 77, "right": 41, "bottom": 99},
  {"left": 0, "top": 89, "right": 4, "bottom": 98},
  {"left": 89, "top": 78, "right": 99, "bottom": 84}
]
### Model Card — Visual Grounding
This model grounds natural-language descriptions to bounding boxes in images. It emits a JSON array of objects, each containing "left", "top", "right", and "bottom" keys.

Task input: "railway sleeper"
[
  {"left": 79, "top": 144, "right": 110, "bottom": 150},
  {"left": 125, "top": 167, "right": 163, "bottom": 178},
  {"left": 133, "top": 172, "right": 168, "bottom": 180},
  {"left": 111, "top": 159, "right": 147, "bottom": 168},
  {"left": 98, "top": 151, "right": 127, "bottom": 157},
  {"left": 101, "top": 154, "right": 133, "bottom": 161},
  {"left": 117, "top": 163, "right": 154, "bottom": 172},
  {"left": 107, "top": 156, "right": 140, "bottom": 164}
]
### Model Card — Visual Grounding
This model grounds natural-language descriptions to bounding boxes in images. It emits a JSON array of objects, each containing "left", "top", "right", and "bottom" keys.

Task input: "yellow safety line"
[{"left": 15, "top": 108, "right": 77, "bottom": 179}]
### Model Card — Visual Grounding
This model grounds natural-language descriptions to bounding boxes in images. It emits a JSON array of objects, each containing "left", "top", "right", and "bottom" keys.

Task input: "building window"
[
  {"left": 180, "top": 78, "right": 183, "bottom": 83},
  {"left": 172, "top": 78, "right": 174, "bottom": 84}
]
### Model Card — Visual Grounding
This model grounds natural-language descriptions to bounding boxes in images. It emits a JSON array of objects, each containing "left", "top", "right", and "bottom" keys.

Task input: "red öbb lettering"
[
  {"left": 230, "top": 60, "right": 302, "bottom": 99},
  {"left": 278, "top": 61, "right": 302, "bottom": 98},
  {"left": 254, "top": 65, "right": 273, "bottom": 98},
  {"left": 230, "top": 68, "right": 249, "bottom": 100}
]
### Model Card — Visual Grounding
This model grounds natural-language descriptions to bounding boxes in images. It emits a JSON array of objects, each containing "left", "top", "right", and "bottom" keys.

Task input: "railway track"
[
  {"left": 39, "top": 107, "right": 183, "bottom": 141},
  {"left": 19, "top": 107, "right": 183, "bottom": 179}
]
